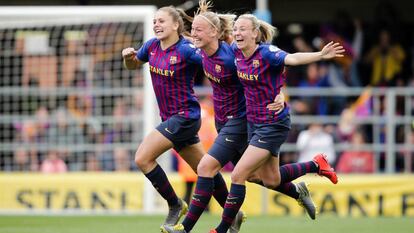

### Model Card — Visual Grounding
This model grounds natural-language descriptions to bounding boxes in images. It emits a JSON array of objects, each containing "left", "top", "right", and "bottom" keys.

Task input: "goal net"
[
  {"left": 0, "top": 6, "right": 166, "bottom": 213},
  {"left": 0, "top": 6, "right": 158, "bottom": 172}
]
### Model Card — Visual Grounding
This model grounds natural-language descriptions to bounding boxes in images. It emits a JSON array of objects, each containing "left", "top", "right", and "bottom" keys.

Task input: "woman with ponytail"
[
  {"left": 121, "top": 5, "right": 231, "bottom": 229},
  {"left": 208, "top": 14, "right": 344, "bottom": 233}
]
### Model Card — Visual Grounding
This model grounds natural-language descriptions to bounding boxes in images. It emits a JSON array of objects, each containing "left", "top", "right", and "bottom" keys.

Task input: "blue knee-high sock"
[
  {"left": 274, "top": 182, "right": 299, "bottom": 199},
  {"left": 215, "top": 183, "right": 245, "bottom": 233},
  {"left": 253, "top": 180, "right": 299, "bottom": 200},
  {"left": 145, "top": 164, "right": 179, "bottom": 206},
  {"left": 279, "top": 161, "right": 317, "bottom": 183},
  {"left": 212, "top": 173, "right": 228, "bottom": 207},
  {"left": 182, "top": 176, "right": 214, "bottom": 232}
]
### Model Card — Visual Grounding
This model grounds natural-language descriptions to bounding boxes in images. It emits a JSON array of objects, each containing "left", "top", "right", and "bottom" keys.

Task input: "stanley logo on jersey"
[
  {"left": 169, "top": 56, "right": 177, "bottom": 64},
  {"left": 215, "top": 64, "right": 222, "bottom": 73},
  {"left": 253, "top": 59, "right": 260, "bottom": 68}
]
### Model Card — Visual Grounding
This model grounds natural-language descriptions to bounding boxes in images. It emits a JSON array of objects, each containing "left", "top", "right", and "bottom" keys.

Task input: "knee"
[
  {"left": 197, "top": 158, "right": 220, "bottom": 177},
  {"left": 134, "top": 149, "right": 152, "bottom": 171},
  {"left": 230, "top": 170, "right": 247, "bottom": 184}
]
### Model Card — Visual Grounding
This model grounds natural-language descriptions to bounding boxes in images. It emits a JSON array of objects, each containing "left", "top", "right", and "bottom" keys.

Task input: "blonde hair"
[
  {"left": 196, "top": 0, "right": 236, "bottom": 43},
  {"left": 237, "top": 14, "right": 278, "bottom": 43}
]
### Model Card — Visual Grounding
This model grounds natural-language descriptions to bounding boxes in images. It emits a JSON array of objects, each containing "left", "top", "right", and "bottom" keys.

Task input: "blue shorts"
[
  {"left": 156, "top": 115, "right": 201, "bottom": 152},
  {"left": 248, "top": 116, "right": 291, "bottom": 156},
  {"left": 208, "top": 118, "right": 248, "bottom": 167}
]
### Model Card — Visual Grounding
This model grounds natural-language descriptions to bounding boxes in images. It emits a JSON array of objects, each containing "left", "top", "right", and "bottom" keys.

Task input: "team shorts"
[
  {"left": 156, "top": 115, "right": 201, "bottom": 152},
  {"left": 208, "top": 118, "right": 248, "bottom": 167},
  {"left": 248, "top": 115, "right": 291, "bottom": 156}
]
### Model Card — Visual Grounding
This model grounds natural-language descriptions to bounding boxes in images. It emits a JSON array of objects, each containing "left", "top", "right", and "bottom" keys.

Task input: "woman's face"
[
  {"left": 191, "top": 16, "right": 217, "bottom": 49},
  {"left": 153, "top": 10, "right": 178, "bottom": 40},
  {"left": 233, "top": 18, "right": 257, "bottom": 51}
]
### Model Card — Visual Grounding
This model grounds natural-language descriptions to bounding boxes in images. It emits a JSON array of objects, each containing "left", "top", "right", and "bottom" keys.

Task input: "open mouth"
[{"left": 154, "top": 29, "right": 163, "bottom": 34}]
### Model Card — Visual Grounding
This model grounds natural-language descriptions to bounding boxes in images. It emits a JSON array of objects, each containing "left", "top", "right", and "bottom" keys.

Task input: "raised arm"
[
  {"left": 122, "top": 47, "right": 145, "bottom": 70},
  {"left": 284, "top": 41, "right": 345, "bottom": 66}
]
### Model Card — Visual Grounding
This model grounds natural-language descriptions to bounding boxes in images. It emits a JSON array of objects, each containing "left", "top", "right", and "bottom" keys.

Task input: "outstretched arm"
[
  {"left": 284, "top": 41, "right": 345, "bottom": 66},
  {"left": 122, "top": 47, "right": 145, "bottom": 70}
]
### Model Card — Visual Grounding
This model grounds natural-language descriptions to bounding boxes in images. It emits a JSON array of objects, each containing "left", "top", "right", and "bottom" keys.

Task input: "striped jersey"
[
  {"left": 233, "top": 43, "right": 290, "bottom": 123},
  {"left": 137, "top": 37, "right": 202, "bottom": 121},
  {"left": 200, "top": 42, "right": 246, "bottom": 124}
]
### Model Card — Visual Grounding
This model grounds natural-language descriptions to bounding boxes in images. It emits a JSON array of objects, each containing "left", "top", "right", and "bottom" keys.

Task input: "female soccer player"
[
  {"left": 122, "top": 6, "right": 230, "bottom": 228},
  {"left": 163, "top": 2, "right": 340, "bottom": 233},
  {"left": 209, "top": 14, "right": 344, "bottom": 233}
]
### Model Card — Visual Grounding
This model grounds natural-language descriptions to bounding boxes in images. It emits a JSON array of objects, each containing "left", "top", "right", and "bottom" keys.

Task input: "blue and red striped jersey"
[
  {"left": 233, "top": 43, "right": 290, "bottom": 123},
  {"left": 137, "top": 37, "right": 202, "bottom": 121},
  {"left": 200, "top": 42, "right": 246, "bottom": 124}
]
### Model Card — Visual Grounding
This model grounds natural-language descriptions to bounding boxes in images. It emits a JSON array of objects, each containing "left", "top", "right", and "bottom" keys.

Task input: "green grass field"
[{"left": 0, "top": 215, "right": 412, "bottom": 233}]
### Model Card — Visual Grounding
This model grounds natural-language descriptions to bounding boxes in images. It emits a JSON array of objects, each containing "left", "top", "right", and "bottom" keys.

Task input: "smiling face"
[
  {"left": 191, "top": 15, "right": 217, "bottom": 49},
  {"left": 233, "top": 17, "right": 258, "bottom": 51},
  {"left": 153, "top": 10, "right": 179, "bottom": 40}
]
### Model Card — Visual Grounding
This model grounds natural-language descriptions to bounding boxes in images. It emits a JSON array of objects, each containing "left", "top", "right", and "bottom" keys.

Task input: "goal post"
[{"left": 0, "top": 6, "right": 159, "bottom": 214}]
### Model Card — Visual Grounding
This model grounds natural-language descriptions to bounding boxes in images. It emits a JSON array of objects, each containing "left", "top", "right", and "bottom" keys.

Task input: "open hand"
[{"left": 320, "top": 41, "right": 345, "bottom": 60}]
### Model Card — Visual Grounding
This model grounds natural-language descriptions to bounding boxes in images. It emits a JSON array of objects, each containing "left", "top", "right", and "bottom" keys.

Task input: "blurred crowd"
[
  {"left": 0, "top": 1, "right": 413, "bottom": 173},
  {"left": 272, "top": 2, "right": 414, "bottom": 173}
]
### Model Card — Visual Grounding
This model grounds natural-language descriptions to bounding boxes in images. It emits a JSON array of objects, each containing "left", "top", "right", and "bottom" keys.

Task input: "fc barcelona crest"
[
  {"left": 215, "top": 64, "right": 222, "bottom": 73},
  {"left": 253, "top": 59, "right": 260, "bottom": 68},
  {"left": 169, "top": 56, "right": 177, "bottom": 64}
]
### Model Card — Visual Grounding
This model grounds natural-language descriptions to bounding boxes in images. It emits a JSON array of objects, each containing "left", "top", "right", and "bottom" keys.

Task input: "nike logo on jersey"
[
  {"left": 150, "top": 51, "right": 155, "bottom": 56},
  {"left": 225, "top": 137, "right": 235, "bottom": 143},
  {"left": 164, "top": 127, "right": 173, "bottom": 134},
  {"left": 258, "top": 139, "right": 267, "bottom": 143}
]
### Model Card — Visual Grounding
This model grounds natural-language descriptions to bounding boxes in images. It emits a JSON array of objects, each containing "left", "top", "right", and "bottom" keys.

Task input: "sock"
[
  {"left": 144, "top": 164, "right": 179, "bottom": 206},
  {"left": 274, "top": 182, "right": 299, "bottom": 199},
  {"left": 182, "top": 177, "right": 214, "bottom": 232},
  {"left": 212, "top": 173, "right": 228, "bottom": 208},
  {"left": 279, "top": 161, "right": 318, "bottom": 183},
  {"left": 215, "top": 183, "right": 245, "bottom": 233},
  {"left": 254, "top": 180, "right": 299, "bottom": 200}
]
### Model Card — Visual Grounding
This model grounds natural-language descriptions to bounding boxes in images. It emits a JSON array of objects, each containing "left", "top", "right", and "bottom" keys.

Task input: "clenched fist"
[{"left": 122, "top": 47, "right": 137, "bottom": 60}]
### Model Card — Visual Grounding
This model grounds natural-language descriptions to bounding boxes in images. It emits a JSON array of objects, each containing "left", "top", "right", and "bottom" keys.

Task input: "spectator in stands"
[
  {"left": 86, "top": 153, "right": 101, "bottom": 171},
  {"left": 46, "top": 107, "right": 85, "bottom": 171},
  {"left": 297, "top": 63, "right": 330, "bottom": 115},
  {"left": 12, "top": 106, "right": 50, "bottom": 171},
  {"left": 336, "top": 129, "right": 374, "bottom": 173},
  {"left": 99, "top": 98, "right": 133, "bottom": 171},
  {"left": 285, "top": 32, "right": 314, "bottom": 87},
  {"left": 365, "top": 29, "right": 405, "bottom": 87},
  {"left": 40, "top": 150, "right": 68, "bottom": 173},
  {"left": 296, "top": 123, "right": 336, "bottom": 165},
  {"left": 18, "top": 31, "right": 58, "bottom": 89},
  {"left": 13, "top": 148, "right": 30, "bottom": 171},
  {"left": 113, "top": 148, "right": 131, "bottom": 171}
]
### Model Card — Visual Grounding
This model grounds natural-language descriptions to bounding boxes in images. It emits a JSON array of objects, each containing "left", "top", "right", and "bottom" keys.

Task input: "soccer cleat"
[
  {"left": 296, "top": 182, "right": 316, "bottom": 220},
  {"left": 160, "top": 223, "right": 187, "bottom": 233},
  {"left": 313, "top": 154, "right": 338, "bottom": 184},
  {"left": 162, "top": 199, "right": 188, "bottom": 228},
  {"left": 209, "top": 230, "right": 217, "bottom": 233},
  {"left": 229, "top": 211, "right": 246, "bottom": 233}
]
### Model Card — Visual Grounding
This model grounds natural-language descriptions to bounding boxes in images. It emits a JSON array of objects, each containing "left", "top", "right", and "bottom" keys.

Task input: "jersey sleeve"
[
  {"left": 261, "top": 44, "right": 288, "bottom": 67},
  {"left": 136, "top": 38, "right": 157, "bottom": 62},
  {"left": 180, "top": 41, "right": 202, "bottom": 65}
]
